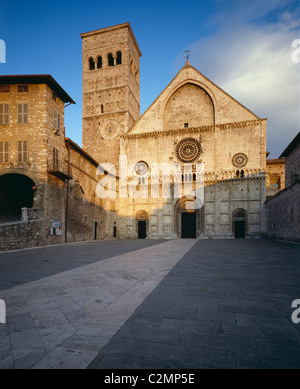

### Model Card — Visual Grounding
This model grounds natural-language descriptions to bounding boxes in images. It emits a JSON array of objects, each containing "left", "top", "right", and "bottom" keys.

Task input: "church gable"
[
  {"left": 164, "top": 83, "right": 215, "bottom": 130},
  {"left": 125, "top": 61, "right": 260, "bottom": 137}
]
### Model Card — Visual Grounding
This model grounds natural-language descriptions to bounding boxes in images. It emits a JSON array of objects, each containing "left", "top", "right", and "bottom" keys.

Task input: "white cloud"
[{"left": 174, "top": 1, "right": 300, "bottom": 157}]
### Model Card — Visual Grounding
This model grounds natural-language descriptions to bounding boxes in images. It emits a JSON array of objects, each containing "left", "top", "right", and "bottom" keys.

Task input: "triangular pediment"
[{"left": 124, "top": 62, "right": 260, "bottom": 138}]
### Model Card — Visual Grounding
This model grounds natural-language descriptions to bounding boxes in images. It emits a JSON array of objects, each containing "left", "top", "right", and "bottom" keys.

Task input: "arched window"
[
  {"left": 89, "top": 57, "right": 95, "bottom": 70},
  {"left": 116, "top": 51, "right": 122, "bottom": 65},
  {"left": 97, "top": 56, "right": 102, "bottom": 69},
  {"left": 241, "top": 170, "right": 245, "bottom": 178},
  {"left": 108, "top": 53, "right": 114, "bottom": 67}
]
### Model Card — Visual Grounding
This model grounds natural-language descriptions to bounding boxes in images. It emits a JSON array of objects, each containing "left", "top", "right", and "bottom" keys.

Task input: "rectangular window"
[
  {"left": 0, "top": 86, "right": 10, "bottom": 93},
  {"left": 53, "top": 109, "right": 60, "bottom": 132},
  {"left": 0, "top": 104, "right": 9, "bottom": 124},
  {"left": 53, "top": 147, "right": 58, "bottom": 169},
  {"left": 18, "top": 103, "right": 28, "bottom": 124},
  {"left": 0, "top": 142, "right": 9, "bottom": 163},
  {"left": 18, "top": 141, "right": 28, "bottom": 163},
  {"left": 18, "top": 85, "right": 28, "bottom": 92}
]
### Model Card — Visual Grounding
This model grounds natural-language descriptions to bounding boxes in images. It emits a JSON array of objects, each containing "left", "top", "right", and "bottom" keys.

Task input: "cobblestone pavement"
[{"left": 0, "top": 239, "right": 299, "bottom": 369}]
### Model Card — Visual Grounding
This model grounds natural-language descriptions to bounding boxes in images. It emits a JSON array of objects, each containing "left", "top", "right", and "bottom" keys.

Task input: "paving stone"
[
  {"left": 10, "top": 328, "right": 46, "bottom": 365},
  {"left": 7, "top": 312, "right": 35, "bottom": 333},
  {"left": 222, "top": 323, "right": 265, "bottom": 338},
  {"left": 181, "top": 346, "right": 236, "bottom": 369},
  {"left": 0, "top": 334, "right": 12, "bottom": 368}
]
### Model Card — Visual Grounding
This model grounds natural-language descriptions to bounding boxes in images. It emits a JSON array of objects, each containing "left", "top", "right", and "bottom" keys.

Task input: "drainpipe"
[{"left": 65, "top": 141, "right": 70, "bottom": 243}]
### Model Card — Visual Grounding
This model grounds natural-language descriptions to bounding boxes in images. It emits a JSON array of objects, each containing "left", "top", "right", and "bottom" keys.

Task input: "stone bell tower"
[{"left": 81, "top": 22, "right": 142, "bottom": 172}]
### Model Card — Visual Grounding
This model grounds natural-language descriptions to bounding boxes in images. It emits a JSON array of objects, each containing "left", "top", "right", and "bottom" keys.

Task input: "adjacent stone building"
[
  {"left": 0, "top": 75, "right": 115, "bottom": 250},
  {"left": 266, "top": 157, "right": 285, "bottom": 199},
  {"left": 266, "top": 132, "right": 300, "bottom": 242}
]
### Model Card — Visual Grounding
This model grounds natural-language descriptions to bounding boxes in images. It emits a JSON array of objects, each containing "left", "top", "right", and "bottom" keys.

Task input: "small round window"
[{"left": 135, "top": 161, "right": 148, "bottom": 175}]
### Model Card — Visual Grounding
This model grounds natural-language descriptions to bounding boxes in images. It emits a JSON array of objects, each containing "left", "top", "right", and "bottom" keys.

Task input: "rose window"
[
  {"left": 175, "top": 138, "right": 202, "bottom": 163},
  {"left": 232, "top": 153, "right": 248, "bottom": 167}
]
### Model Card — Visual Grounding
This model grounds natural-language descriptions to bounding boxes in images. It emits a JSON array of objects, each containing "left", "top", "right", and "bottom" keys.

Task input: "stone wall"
[
  {"left": 266, "top": 181, "right": 300, "bottom": 242},
  {"left": 65, "top": 139, "right": 116, "bottom": 242},
  {"left": 0, "top": 208, "right": 46, "bottom": 251},
  {"left": 285, "top": 143, "right": 300, "bottom": 187}
]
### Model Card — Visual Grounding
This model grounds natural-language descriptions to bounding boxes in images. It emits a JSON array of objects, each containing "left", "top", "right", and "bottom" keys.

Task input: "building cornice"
[{"left": 122, "top": 119, "right": 267, "bottom": 140}]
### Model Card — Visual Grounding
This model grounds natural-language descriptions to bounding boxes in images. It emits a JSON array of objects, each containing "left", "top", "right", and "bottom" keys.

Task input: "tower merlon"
[{"left": 80, "top": 22, "right": 142, "bottom": 58}]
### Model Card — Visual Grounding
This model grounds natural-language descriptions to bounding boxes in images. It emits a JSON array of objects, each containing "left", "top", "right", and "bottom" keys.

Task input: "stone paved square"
[{"left": 0, "top": 238, "right": 299, "bottom": 369}]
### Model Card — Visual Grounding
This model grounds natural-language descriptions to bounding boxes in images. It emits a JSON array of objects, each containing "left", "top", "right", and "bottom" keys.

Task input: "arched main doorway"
[
  {"left": 136, "top": 210, "right": 149, "bottom": 239},
  {"left": 233, "top": 208, "right": 247, "bottom": 238},
  {"left": 175, "top": 198, "right": 203, "bottom": 238},
  {"left": 0, "top": 174, "right": 35, "bottom": 221}
]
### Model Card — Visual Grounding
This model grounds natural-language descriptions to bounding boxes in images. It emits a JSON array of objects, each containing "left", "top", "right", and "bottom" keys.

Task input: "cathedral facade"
[
  {"left": 81, "top": 22, "right": 267, "bottom": 240},
  {"left": 0, "top": 22, "right": 272, "bottom": 250}
]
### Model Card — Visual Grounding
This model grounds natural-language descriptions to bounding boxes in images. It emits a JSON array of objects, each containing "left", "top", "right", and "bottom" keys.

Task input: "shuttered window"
[
  {"left": 18, "top": 141, "right": 28, "bottom": 163},
  {"left": 18, "top": 85, "right": 28, "bottom": 92},
  {"left": 17, "top": 103, "right": 28, "bottom": 123},
  {"left": 0, "top": 104, "right": 9, "bottom": 124},
  {"left": 53, "top": 109, "right": 60, "bottom": 132},
  {"left": 0, "top": 142, "right": 9, "bottom": 163}
]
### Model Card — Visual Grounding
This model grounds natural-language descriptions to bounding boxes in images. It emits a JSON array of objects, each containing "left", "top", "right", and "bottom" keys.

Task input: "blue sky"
[{"left": 0, "top": 0, "right": 299, "bottom": 157}]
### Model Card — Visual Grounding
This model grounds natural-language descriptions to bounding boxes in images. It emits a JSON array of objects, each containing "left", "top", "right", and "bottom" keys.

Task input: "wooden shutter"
[{"left": 53, "top": 109, "right": 58, "bottom": 129}]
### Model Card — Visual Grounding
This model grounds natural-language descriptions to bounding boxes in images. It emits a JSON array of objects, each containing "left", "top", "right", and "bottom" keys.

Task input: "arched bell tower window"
[
  {"left": 89, "top": 57, "right": 95, "bottom": 70},
  {"left": 97, "top": 56, "right": 102, "bottom": 69},
  {"left": 108, "top": 53, "right": 114, "bottom": 67},
  {"left": 116, "top": 51, "right": 122, "bottom": 65}
]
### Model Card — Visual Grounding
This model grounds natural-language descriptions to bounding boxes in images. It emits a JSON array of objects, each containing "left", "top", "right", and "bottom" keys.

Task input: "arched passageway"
[{"left": 0, "top": 174, "right": 35, "bottom": 221}]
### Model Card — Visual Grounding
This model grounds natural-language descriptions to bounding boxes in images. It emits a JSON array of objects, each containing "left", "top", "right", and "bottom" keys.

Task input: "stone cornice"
[{"left": 121, "top": 119, "right": 266, "bottom": 140}]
